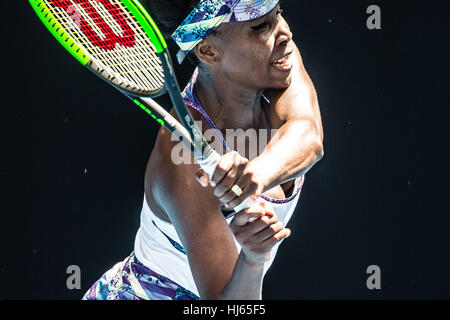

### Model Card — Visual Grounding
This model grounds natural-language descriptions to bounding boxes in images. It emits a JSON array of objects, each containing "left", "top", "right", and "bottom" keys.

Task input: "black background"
[{"left": 2, "top": 0, "right": 449, "bottom": 299}]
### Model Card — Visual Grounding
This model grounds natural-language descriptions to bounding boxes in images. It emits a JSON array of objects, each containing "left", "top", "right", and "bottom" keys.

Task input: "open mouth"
[{"left": 271, "top": 52, "right": 293, "bottom": 71}]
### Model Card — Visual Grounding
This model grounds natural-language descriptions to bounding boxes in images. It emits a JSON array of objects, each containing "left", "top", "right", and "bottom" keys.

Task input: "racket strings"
[
  {"left": 44, "top": 0, "right": 165, "bottom": 94},
  {"left": 97, "top": 1, "right": 165, "bottom": 88},
  {"left": 82, "top": 1, "right": 162, "bottom": 90}
]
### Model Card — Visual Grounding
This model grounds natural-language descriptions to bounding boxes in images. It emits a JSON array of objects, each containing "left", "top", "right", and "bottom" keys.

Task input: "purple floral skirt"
[{"left": 82, "top": 252, "right": 199, "bottom": 300}]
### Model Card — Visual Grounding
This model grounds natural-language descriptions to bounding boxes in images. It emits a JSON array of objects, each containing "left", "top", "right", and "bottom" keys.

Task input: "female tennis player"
[{"left": 83, "top": 0, "right": 323, "bottom": 300}]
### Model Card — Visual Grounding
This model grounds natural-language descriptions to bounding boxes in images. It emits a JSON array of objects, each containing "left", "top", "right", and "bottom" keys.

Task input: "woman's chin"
[{"left": 269, "top": 73, "right": 293, "bottom": 90}]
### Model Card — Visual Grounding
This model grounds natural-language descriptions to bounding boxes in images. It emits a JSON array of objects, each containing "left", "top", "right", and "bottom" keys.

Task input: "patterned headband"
[{"left": 171, "top": 0, "right": 279, "bottom": 63}]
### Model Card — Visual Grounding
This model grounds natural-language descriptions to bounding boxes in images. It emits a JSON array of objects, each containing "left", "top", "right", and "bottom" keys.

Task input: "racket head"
[{"left": 29, "top": 0, "right": 169, "bottom": 97}]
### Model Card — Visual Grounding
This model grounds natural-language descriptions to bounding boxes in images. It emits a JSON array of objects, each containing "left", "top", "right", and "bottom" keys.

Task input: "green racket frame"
[{"left": 28, "top": 0, "right": 167, "bottom": 64}]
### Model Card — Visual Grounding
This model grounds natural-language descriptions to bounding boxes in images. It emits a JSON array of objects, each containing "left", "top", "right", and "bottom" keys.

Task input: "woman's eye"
[
  {"left": 251, "top": 8, "right": 283, "bottom": 31},
  {"left": 251, "top": 22, "right": 270, "bottom": 31}
]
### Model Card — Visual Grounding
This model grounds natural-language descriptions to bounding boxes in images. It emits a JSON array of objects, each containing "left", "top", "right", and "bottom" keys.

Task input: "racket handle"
[
  {"left": 197, "top": 151, "right": 269, "bottom": 221},
  {"left": 196, "top": 149, "right": 221, "bottom": 178}
]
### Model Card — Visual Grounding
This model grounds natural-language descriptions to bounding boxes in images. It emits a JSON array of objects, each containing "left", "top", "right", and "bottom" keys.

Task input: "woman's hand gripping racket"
[{"left": 29, "top": 0, "right": 266, "bottom": 218}]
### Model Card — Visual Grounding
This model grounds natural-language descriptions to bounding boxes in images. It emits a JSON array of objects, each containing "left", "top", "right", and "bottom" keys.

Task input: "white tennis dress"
[{"left": 134, "top": 175, "right": 303, "bottom": 297}]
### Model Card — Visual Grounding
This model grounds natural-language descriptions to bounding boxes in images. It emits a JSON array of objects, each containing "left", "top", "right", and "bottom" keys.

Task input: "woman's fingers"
[
  {"left": 234, "top": 215, "right": 286, "bottom": 245},
  {"left": 206, "top": 151, "right": 266, "bottom": 206},
  {"left": 223, "top": 167, "right": 265, "bottom": 209},
  {"left": 209, "top": 151, "right": 239, "bottom": 182},
  {"left": 231, "top": 210, "right": 292, "bottom": 265},
  {"left": 218, "top": 173, "right": 249, "bottom": 205},
  {"left": 231, "top": 204, "right": 266, "bottom": 227},
  {"left": 231, "top": 202, "right": 276, "bottom": 226},
  {"left": 253, "top": 221, "right": 285, "bottom": 243},
  {"left": 197, "top": 151, "right": 267, "bottom": 210},
  {"left": 260, "top": 228, "right": 292, "bottom": 249},
  {"left": 195, "top": 168, "right": 209, "bottom": 187},
  {"left": 213, "top": 154, "right": 248, "bottom": 198}
]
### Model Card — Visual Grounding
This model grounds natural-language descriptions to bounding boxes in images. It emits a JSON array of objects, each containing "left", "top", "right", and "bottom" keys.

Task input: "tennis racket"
[{"left": 28, "top": 0, "right": 263, "bottom": 216}]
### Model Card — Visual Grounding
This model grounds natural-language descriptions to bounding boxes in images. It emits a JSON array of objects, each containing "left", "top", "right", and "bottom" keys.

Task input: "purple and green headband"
[{"left": 171, "top": 0, "right": 279, "bottom": 63}]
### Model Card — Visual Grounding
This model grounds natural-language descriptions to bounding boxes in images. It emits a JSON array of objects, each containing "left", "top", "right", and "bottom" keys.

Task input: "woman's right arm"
[{"left": 149, "top": 128, "right": 290, "bottom": 299}]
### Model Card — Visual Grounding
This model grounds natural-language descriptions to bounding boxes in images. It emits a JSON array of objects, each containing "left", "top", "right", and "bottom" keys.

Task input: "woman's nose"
[{"left": 275, "top": 20, "right": 292, "bottom": 47}]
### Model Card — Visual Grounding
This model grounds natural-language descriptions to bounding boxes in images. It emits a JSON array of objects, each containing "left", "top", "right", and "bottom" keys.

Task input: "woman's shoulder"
[{"left": 144, "top": 117, "right": 219, "bottom": 221}]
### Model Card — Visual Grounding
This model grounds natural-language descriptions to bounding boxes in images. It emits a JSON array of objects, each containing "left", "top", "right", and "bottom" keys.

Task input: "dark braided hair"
[{"left": 141, "top": 0, "right": 201, "bottom": 65}]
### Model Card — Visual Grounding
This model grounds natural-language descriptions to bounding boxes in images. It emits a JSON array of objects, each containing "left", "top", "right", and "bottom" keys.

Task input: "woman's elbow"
[
  {"left": 310, "top": 121, "right": 324, "bottom": 162},
  {"left": 315, "top": 139, "right": 324, "bottom": 162},
  {"left": 303, "top": 121, "right": 324, "bottom": 163}
]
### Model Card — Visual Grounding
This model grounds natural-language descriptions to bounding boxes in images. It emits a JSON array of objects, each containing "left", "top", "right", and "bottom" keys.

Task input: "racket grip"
[
  {"left": 196, "top": 150, "right": 221, "bottom": 178},
  {"left": 197, "top": 151, "right": 269, "bottom": 221}
]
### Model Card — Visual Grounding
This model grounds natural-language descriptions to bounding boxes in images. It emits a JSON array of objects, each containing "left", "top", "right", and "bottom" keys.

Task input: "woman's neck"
[{"left": 195, "top": 70, "right": 265, "bottom": 130}]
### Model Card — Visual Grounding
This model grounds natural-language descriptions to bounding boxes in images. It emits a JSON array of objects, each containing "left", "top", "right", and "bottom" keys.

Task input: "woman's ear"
[{"left": 195, "top": 39, "right": 221, "bottom": 65}]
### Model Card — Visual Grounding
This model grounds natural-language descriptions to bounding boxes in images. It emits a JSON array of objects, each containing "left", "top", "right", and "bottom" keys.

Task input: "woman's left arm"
[{"left": 251, "top": 42, "right": 324, "bottom": 191}]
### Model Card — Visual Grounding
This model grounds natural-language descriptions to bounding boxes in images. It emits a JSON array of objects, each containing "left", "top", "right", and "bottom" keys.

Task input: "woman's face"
[{"left": 208, "top": 4, "right": 294, "bottom": 90}]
